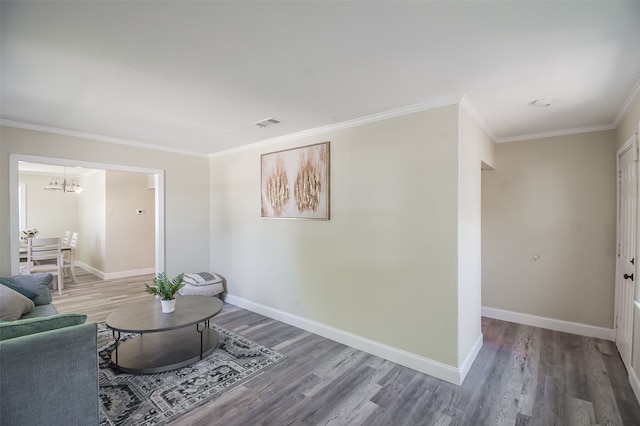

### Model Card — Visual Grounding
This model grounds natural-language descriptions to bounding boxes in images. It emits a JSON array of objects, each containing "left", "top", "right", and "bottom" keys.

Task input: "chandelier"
[{"left": 43, "top": 167, "right": 84, "bottom": 193}]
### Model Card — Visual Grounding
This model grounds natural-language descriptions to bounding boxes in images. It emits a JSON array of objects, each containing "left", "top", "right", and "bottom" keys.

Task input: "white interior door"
[{"left": 615, "top": 135, "right": 637, "bottom": 370}]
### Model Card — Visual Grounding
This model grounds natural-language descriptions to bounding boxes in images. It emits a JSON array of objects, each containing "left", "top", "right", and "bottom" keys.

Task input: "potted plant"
[
  {"left": 145, "top": 272, "right": 185, "bottom": 313},
  {"left": 21, "top": 228, "right": 39, "bottom": 244}
]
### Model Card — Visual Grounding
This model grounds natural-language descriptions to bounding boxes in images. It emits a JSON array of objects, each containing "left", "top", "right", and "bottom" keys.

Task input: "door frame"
[{"left": 615, "top": 134, "right": 638, "bottom": 370}]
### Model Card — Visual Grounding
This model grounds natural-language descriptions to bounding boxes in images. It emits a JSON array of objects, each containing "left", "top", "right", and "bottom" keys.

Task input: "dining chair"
[
  {"left": 62, "top": 232, "right": 78, "bottom": 282},
  {"left": 62, "top": 230, "right": 71, "bottom": 246},
  {"left": 22, "top": 237, "right": 64, "bottom": 295}
]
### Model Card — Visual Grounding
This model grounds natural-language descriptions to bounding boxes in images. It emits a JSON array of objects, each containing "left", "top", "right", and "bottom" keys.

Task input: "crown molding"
[
  {"left": 475, "top": 76, "right": 640, "bottom": 144},
  {"left": 210, "top": 95, "right": 466, "bottom": 158},
  {"left": 459, "top": 95, "right": 497, "bottom": 142},
  {"left": 0, "top": 119, "right": 208, "bottom": 158},
  {"left": 495, "top": 123, "right": 616, "bottom": 144},
  {"left": 7, "top": 78, "right": 636, "bottom": 155},
  {"left": 614, "top": 76, "right": 640, "bottom": 128}
]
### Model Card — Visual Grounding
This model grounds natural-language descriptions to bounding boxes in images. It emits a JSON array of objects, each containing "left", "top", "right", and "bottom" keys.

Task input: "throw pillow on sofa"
[
  {"left": 0, "top": 273, "right": 53, "bottom": 306},
  {"left": 0, "top": 278, "right": 38, "bottom": 300},
  {"left": 0, "top": 285, "right": 35, "bottom": 321},
  {"left": 0, "top": 313, "right": 87, "bottom": 341}
]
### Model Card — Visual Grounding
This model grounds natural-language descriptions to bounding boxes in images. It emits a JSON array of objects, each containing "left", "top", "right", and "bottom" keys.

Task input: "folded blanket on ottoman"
[{"left": 178, "top": 272, "right": 224, "bottom": 297}]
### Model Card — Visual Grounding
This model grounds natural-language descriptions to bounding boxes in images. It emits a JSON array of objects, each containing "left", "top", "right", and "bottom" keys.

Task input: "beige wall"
[
  {"left": 105, "top": 170, "right": 155, "bottom": 273},
  {"left": 0, "top": 125, "right": 211, "bottom": 277},
  {"left": 18, "top": 173, "right": 80, "bottom": 239},
  {"left": 211, "top": 105, "right": 470, "bottom": 370},
  {"left": 482, "top": 130, "right": 617, "bottom": 328}
]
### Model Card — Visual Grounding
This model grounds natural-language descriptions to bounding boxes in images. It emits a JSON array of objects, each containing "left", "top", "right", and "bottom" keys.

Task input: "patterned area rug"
[{"left": 97, "top": 322, "right": 285, "bottom": 425}]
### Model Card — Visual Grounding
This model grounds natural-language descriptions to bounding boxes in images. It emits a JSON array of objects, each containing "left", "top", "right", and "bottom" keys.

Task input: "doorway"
[{"left": 9, "top": 154, "right": 165, "bottom": 277}]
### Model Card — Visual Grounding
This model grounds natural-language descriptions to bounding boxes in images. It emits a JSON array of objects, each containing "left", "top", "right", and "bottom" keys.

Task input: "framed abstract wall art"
[{"left": 261, "top": 142, "right": 329, "bottom": 220}]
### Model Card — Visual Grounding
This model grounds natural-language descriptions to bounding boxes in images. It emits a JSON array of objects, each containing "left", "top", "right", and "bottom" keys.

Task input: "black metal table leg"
[
  {"left": 112, "top": 329, "right": 121, "bottom": 371},
  {"left": 196, "top": 322, "right": 206, "bottom": 360}
]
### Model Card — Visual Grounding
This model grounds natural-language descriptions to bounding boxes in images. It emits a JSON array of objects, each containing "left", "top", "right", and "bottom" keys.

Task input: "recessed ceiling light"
[{"left": 531, "top": 98, "right": 553, "bottom": 108}]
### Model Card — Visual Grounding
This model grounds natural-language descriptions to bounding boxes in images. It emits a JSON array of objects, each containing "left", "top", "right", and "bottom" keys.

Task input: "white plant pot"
[{"left": 160, "top": 298, "right": 176, "bottom": 313}]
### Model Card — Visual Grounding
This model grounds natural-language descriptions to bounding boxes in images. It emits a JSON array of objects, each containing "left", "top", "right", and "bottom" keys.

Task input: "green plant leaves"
[{"left": 144, "top": 272, "right": 184, "bottom": 300}]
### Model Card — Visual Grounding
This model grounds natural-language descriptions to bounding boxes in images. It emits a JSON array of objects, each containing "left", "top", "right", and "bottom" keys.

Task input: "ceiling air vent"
[{"left": 253, "top": 117, "right": 283, "bottom": 129}]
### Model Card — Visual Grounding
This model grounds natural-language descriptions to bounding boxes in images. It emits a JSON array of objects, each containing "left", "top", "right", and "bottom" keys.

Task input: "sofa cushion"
[
  {"left": 0, "top": 313, "right": 87, "bottom": 341},
  {"left": 0, "top": 278, "right": 38, "bottom": 300},
  {"left": 20, "top": 303, "right": 59, "bottom": 319},
  {"left": 0, "top": 286, "right": 35, "bottom": 321},
  {"left": 1, "top": 273, "right": 53, "bottom": 306}
]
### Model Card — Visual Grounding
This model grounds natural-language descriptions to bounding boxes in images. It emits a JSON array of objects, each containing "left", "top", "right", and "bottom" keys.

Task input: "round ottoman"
[{"left": 178, "top": 272, "right": 224, "bottom": 297}]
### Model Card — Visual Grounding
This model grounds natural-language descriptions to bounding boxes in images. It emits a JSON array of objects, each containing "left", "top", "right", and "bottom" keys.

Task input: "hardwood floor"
[
  {"left": 52, "top": 269, "right": 155, "bottom": 324},
  {"left": 53, "top": 269, "right": 640, "bottom": 425}
]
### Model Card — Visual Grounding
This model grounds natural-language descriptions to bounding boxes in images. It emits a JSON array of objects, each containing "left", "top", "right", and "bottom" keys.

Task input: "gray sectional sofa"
[{"left": 0, "top": 273, "right": 100, "bottom": 426}]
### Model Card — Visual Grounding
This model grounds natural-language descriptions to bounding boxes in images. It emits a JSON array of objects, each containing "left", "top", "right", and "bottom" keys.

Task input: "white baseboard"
[
  {"left": 224, "top": 294, "right": 464, "bottom": 385},
  {"left": 102, "top": 268, "right": 155, "bottom": 280},
  {"left": 459, "top": 333, "right": 484, "bottom": 384},
  {"left": 631, "top": 367, "right": 640, "bottom": 406},
  {"left": 75, "top": 262, "right": 155, "bottom": 280},
  {"left": 482, "top": 306, "right": 615, "bottom": 341},
  {"left": 75, "top": 262, "right": 103, "bottom": 278}
]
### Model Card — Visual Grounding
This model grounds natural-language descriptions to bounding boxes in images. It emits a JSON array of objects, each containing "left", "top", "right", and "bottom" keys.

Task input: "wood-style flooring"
[{"left": 52, "top": 269, "right": 640, "bottom": 425}]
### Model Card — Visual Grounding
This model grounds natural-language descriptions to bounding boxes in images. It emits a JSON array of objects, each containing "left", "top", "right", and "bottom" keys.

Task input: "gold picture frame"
[{"left": 261, "top": 142, "right": 330, "bottom": 220}]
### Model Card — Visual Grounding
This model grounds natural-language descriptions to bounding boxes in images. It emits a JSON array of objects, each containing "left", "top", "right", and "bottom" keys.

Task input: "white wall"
[
  {"left": 482, "top": 130, "right": 617, "bottom": 329},
  {"left": 78, "top": 170, "right": 106, "bottom": 271},
  {"left": 18, "top": 173, "right": 80, "bottom": 239},
  {"left": 457, "top": 105, "right": 494, "bottom": 370},
  {"left": 0, "top": 125, "right": 211, "bottom": 277},
  {"left": 211, "top": 104, "right": 485, "bottom": 383}
]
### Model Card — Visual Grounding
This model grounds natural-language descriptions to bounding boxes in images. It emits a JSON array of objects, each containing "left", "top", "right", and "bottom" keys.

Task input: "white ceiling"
[{"left": 2, "top": 1, "right": 639, "bottom": 156}]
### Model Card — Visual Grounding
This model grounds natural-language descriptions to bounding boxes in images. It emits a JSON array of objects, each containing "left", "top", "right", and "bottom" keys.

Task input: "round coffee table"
[{"left": 105, "top": 296, "right": 224, "bottom": 374}]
